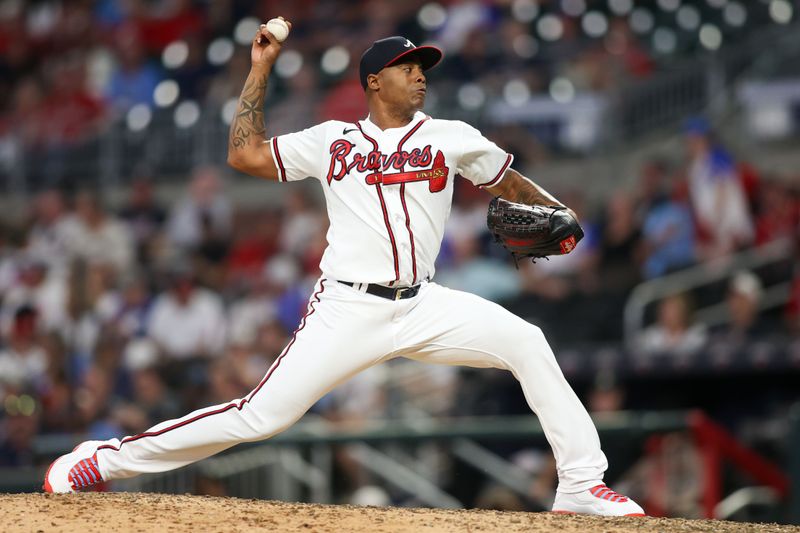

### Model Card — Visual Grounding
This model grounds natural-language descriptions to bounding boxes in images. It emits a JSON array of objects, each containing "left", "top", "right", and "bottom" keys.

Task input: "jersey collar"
[{"left": 361, "top": 111, "right": 427, "bottom": 135}]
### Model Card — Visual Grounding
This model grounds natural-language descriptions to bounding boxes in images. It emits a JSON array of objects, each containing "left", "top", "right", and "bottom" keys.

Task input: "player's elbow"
[
  {"left": 226, "top": 151, "right": 278, "bottom": 181},
  {"left": 226, "top": 151, "right": 247, "bottom": 172},
  {"left": 227, "top": 152, "right": 259, "bottom": 176}
]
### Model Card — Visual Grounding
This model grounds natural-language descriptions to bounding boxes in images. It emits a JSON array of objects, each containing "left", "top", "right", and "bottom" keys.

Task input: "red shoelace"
[{"left": 589, "top": 484, "right": 629, "bottom": 503}]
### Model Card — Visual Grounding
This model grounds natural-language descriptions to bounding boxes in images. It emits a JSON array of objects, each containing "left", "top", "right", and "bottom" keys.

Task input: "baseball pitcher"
[{"left": 44, "top": 18, "right": 644, "bottom": 517}]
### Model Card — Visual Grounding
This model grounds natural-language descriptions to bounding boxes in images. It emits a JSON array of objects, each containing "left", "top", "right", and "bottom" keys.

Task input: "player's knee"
[
  {"left": 508, "top": 322, "right": 546, "bottom": 347},
  {"left": 504, "top": 324, "right": 553, "bottom": 365},
  {"left": 239, "top": 403, "right": 304, "bottom": 441}
]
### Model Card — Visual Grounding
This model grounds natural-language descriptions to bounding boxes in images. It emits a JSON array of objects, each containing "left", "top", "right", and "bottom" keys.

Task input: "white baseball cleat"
[
  {"left": 43, "top": 440, "right": 105, "bottom": 493},
  {"left": 552, "top": 484, "right": 646, "bottom": 516}
]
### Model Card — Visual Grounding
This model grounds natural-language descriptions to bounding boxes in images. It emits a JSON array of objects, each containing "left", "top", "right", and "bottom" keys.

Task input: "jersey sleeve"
[
  {"left": 269, "top": 122, "right": 329, "bottom": 182},
  {"left": 456, "top": 121, "right": 514, "bottom": 188}
]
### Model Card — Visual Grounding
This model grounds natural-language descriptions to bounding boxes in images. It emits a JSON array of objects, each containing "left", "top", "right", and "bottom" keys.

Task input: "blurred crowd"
[
  {"left": 0, "top": 0, "right": 798, "bottom": 513},
  {"left": 0, "top": 0, "right": 786, "bottom": 181}
]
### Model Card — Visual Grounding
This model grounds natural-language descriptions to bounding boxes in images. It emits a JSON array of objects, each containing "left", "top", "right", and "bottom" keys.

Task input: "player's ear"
[{"left": 367, "top": 73, "right": 380, "bottom": 91}]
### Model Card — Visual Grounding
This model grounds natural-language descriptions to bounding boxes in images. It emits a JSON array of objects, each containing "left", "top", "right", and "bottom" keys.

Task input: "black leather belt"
[{"left": 339, "top": 280, "right": 422, "bottom": 300}]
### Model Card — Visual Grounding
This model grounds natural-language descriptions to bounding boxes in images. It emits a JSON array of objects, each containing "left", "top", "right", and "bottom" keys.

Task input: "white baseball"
[{"left": 266, "top": 18, "right": 289, "bottom": 43}]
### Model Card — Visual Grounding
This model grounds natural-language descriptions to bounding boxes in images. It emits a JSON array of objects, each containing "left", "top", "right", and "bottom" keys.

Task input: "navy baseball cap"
[{"left": 359, "top": 36, "right": 443, "bottom": 90}]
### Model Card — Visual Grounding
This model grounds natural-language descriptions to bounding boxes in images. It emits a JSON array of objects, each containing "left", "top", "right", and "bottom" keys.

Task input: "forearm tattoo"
[
  {"left": 495, "top": 170, "right": 562, "bottom": 206},
  {"left": 229, "top": 71, "right": 268, "bottom": 151}
]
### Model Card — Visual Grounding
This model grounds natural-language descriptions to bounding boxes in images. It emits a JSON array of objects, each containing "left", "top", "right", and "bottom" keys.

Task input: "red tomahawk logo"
[{"left": 365, "top": 151, "right": 448, "bottom": 192}]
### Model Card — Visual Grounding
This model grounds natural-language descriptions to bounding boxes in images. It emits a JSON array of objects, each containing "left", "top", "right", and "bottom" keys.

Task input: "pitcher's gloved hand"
[{"left": 487, "top": 197, "right": 584, "bottom": 265}]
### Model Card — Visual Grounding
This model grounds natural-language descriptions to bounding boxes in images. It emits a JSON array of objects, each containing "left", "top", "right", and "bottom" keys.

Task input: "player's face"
[{"left": 377, "top": 59, "right": 427, "bottom": 112}]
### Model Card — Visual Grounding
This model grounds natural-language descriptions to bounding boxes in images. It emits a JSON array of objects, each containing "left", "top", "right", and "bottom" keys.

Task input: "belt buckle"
[{"left": 394, "top": 285, "right": 419, "bottom": 300}]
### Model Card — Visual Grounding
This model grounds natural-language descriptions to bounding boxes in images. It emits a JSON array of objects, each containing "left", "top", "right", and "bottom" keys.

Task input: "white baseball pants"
[{"left": 96, "top": 278, "right": 607, "bottom": 493}]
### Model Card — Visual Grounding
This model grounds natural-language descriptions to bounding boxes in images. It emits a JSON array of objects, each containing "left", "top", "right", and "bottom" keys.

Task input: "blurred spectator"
[
  {"left": 119, "top": 175, "right": 167, "bottom": 266},
  {"left": 252, "top": 320, "right": 291, "bottom": 368},
  {"left": 205, "top": 51, "right": 251, "bottom": 108},
  {"left": 264, "top": 253, "right": 312, "bottom": 334},
  {"left": 166, "top": 166, "right": 232, "bottom": 251},
  {"left": 519, "top": 190, "right": 595, "bottom": 301},
  {"left": 2, "top": 77, "right": 47, "bottom": 148},
  {"left": 683, "top": 118, "right": 754, "bottom": 259},
  {"left": 125, "top": 365, "right": 181, "bottom": 429},
  {"left": 132, "top": 0, "right": 204, "bottom": 53},
  {"left": 73, "top": 363, "right": 121, "bottom": 439},
  {"left": 104, "top": 25, "right": 162, "bottom": 111},
  {"left": 146, "top": 263, "right": 226, "bottom": 361},
  {"left": 225, "top": 210, "right": 280, "bottom": 289},
  {"left": 633, "top": 158, "right": 670, "bottom": 223},
  {"left": 592, "top": 190, "right": 642, "bottom": 295},
  {"left": 0, "top": 255, "right": 67, "bottom": 336},
  {"left": 710, "top": 271, "right": 771, "bottom": 345},
  {"left": 0, "top": 398, "right": 41, "bottom": 467},
  {"left": 223, "top": 340, "right": 271, "bottom": 392},
  {"left": 172, "top": 33, "right": 214, "bottom": 101},
  {"left": 227, "top": 275, "right": 279, "bottom": 352},
  {"left": 278, "top": 189, "right": 324, "bottom": 258},
  {"left": 0, "top": 306, "right": 49, "bottom": 397},
  {"left": 754, "top": 179, "right": 798, "bottom": 247},
  {"left": 206, "top": 358, "right": 246, "bottom": 404},
  {"left": 637, "top": 294, "right": 707, "bottom": 358},
  {"left": 60, "top": 190, "right": 134, "bottom": 274},
  {"left": 106, "top": 272, "right": 154, "bottom": 339},
  {"left": 0, "top": 224, "right": 15, "bottom": 295},
  {"left": 435, "top": 230, "right": 519, "bottom": 302},
  {"left": 641, "top": 188, "right": 696, "bottom": 279},
  {"left": 38, "top": 374, "right": 75, "bottom": 434},
  {"left": 264, "top": 64, "right": 321, "bottom": 134},
  {"left": 41, "top": 54, "right": 106, "bottom": 147},
  {"left": 60, "top": 261, "right": 120, "bottom": 376},
  {"left": 25, "top": 188, "right": 70, "bottom": 276}
]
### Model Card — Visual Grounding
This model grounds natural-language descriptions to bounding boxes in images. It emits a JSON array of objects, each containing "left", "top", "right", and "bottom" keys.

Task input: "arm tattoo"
[
  {"left": 492, "top": 169, "right": 563, "bottom": 206},
  {"left": 229, "top": 71, "right": 268, "bottom": 151}
]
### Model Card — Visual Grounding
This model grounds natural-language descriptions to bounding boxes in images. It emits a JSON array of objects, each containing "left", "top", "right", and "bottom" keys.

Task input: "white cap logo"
[{"left": 404, "top": 39, "right": 414, "bottom": 48}]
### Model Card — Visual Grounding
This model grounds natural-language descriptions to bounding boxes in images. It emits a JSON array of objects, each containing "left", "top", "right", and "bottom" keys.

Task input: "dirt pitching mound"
[{"left": 1, "top": 493, "right": 798, "bottom": 533}]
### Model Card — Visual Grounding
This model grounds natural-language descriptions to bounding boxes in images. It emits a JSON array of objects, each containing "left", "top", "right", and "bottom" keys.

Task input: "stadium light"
[
  {"left": 561, "top": 0, "right": 587, "bottom": 18},
  {"left": 504, "top": 79, "right": 530, "bottom": 107},
  {"left": 676, "top": 5, "right": 701, "bottom": 31},
  {"left": 537, "top": 14, "right": 564, "bottom": 41},
  {"left": 174, "top": 100, "right": 200, "bottom": 128},
  {"left": 608, "top": 0, "right": 633, "bottom": 17},
  {"left": 207, "top": 37, "right": 234, "bottom": 66},
  {"left": 769, "top": 0, "right": 793, "bottom": 24},
  {"left": 513, "top": 33, "right": 538, "bottom": 58},
  {"left": 275, "top": 50, "right": 303, "bottom": 78},
  {"left": 549, "top": 77, "right": 575, "bottom": 103},
  {"left": 630, "top": 8, "right": 655, "bottom": 34},
  {"left": 234, "top": 17, "right": 260, "bottom": 45},
  {"left": 418, "top": 3, "right": 447, "bottom": 31},
  {"left": 154, "top": 80, "right": 180, "bottom": 107},
  {"left": 162, "top": 41, "right": 188, "bottom": 69},
  {"left": 723, "top": 2, "right": 747, "bottom": 27},
  {"left": 653, "top": 27, "right": 678, "bottom": 54},
  {"left": 699, "top": 23, "right": 723, "bottom": 50},
  {"left": 512, "top": 0, "right": 539, "bottom": 23},
  {"left": 582, "top": 11, "right": 609, "bottom": 38},
  {"left": 657, "top": 0, "right": 681, "bottom": 12},
  {"left": 321, "top": 46, "right": 349, "bottom": 75},
  {"left": 126, "top": 104, "right": 152, "bottom": 132},
  {"left": 457, "top": 83, "right": 485, "bottom": 110}
]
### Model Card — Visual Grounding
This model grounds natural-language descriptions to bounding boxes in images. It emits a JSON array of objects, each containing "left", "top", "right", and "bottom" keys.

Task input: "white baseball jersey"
[{"left": 269, "top": 111, "right": 513, "bottom": 286}]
